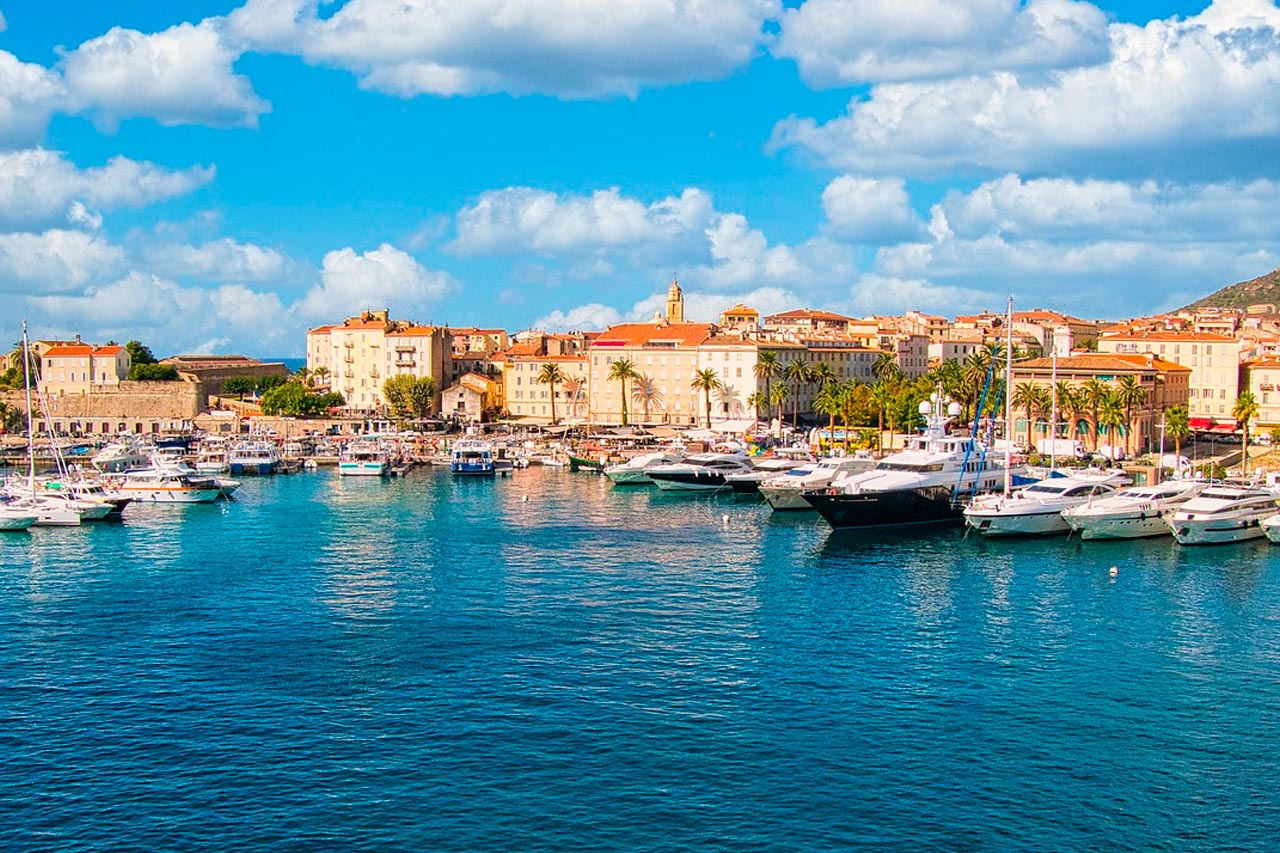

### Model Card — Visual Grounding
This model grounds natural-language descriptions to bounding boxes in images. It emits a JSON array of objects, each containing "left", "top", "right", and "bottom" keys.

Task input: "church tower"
[{"left": 665, "top": 276, "right": 685, "bottom": 323}]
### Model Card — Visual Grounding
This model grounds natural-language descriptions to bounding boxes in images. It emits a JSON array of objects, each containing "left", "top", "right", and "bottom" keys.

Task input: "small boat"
[
  {"left": 604, "top": 450, "right": 686, "bottom": 485},
  {"left": 116, "top": 467, "right": 222, "bottom": 503},
  {"left": 338, "top": 441, "right": 390, "bottom": 477},
  {"left": 193, "top": 441, "right": 230, "bottom": 474},
  {"left": 1061, "top": 478, "right": 1205, "bottom": 539},
  {"left": 228, "top": 440, "right": 281, "bottom": 476},
  {"left": 1168, "top": 486, "right": 1280, "bottom": 545},
  {"left": 451, "top": 438, "right": 495, "bottom": 475},
  {"left": 91, "top": 439, "right": 150, "bottom": 473},
  {"left": 0, "top": 498, "right": 37, "bottom": 531},
  {"left": 647, "top": 452, "right": 755, "bottom": 492},
  {"left": 759, "top": 454, "right": 876, "bottom": 511},
  {"left": 963, "top": 471, "right": 1129, "bottom": 537},
  {"left": 722, "top": 447, "right": 816, "bottom": 494}
]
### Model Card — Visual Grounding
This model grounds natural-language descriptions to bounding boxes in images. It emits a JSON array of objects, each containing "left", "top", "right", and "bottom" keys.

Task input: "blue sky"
[{"left": 1, "top": 0, "right": 1279, "bottom": 356}]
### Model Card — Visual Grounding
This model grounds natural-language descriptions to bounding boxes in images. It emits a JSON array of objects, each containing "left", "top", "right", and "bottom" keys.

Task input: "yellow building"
[
  {"left": 307, "top": 310, "right": 450, "bottom": 412},
  {"left": 1098, "top": 331, "right": 1242, "bottom": 426},
  {"left": 503, "top": 352, "right": 589, "bottom": 422},
  {"left": 40, "top": 342, "right": 131, "bottom": 398}
]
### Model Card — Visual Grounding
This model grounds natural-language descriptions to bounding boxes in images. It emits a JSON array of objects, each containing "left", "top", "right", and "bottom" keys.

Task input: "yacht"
[
  {"left": 963, "top": 472, "right": 1128, "bottom": 537},
  {"left": 604, "top": 449, "right": 686, "bottom": 485},
  {"left": 451, "top": 438, "right": 495, "bottom": 475},
  {"left": 338, "top": 441, "right": 390, "bottom": 477},
  {"left": 1061, "top": 479, "right": 1206, "bottom": 539},
  {"left": 1258, "top": 512, "right": 1280, "bottom": 544},
  {"left": 759, "top": 454, "right": 876, "bottom": 511},
  {"left": 647, "top": 451, "right": 755, "bottom": 492},
  {"left": 91, "top": 439, "right": 150, "bottom": 473},
  {"left": 0, "top": 499, "right": 37, "bottom": 531},
  {"left": 1168, "top": 486, "right": 1280, "bottom": 545},
  {"left": 802, "top": 396, "right": 1008, "bottom": 528},
  {"left": 228, "top": 440, "right": 281, "bottom": 476},
  {"left": 721, "top": 447, "right": 817, "bottom": 494},
  {"left": 116, "top": 468, "right": 222, "bottom": 503},
  {"left": 193, "top": 441, "right": 230, "bottom": 474},
  {"left": 1, "top": 484, "right": 114, "bottom": 525}
]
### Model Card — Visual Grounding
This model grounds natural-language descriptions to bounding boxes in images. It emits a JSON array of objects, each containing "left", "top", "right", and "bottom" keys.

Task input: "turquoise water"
[{"left": 2, "top": 468, "right": 1279, "bottom": 851}]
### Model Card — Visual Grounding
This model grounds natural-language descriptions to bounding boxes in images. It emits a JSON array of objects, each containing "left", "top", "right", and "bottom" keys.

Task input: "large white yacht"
[
  {"left": 803, "top": 395, "right": 1009, "bottom": 529},
  {"left": 759, "top": 454, "right": 876, "bottom": 511},
  {"left": 1168, "top": 486, "right": 1280, "bottom": 545},
  {"left": 647, "top": 451, "right": 755, "bottom": 492},
  {"left": 604, "top": 449, "right": 686, "bottom": 485},
  {"left": 1061, "top": 479, "right": 1206, "bottom": 539},
  {"left": 963, "top": 471, "right": 1129, "bottom": 537},
  {"left": 722, "top": 447, "right": 817, "bottom": 494},
  {"left": 117, "top": 468, "right": 222, "bottom": 503}
]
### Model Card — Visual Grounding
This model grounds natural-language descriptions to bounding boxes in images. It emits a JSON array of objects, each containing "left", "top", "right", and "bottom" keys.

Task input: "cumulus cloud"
[
  {"left": 772, "top": 1, "right": 1280, "bottom": 178},
  {"left": 535, "top": 285, "right": 804, "bottom": 332},
  {"left": 0, "top": 50, "right": 69, "bottom": 149},
  {"left": 532, "top": 303, "right": 624, "bottom": 331},
  {"left": 296, "top": 243, "right": 454, "bottom": 319},
  {"left": 848, "top": 274, "right": 990, "bottom": 314},
  {"left": 140, "top": 237, "right": 294, "bottom": 283},
  {"left": 227, "top": 0, "right": 777, "bottom": 98},
  {"left": 0, "top": 229, "right": 125, "bottom": 292},
  {"left": 58, "top": 19, "right": 270, "bottom": 129},
  {"left": 776, "top": 0, "right": 1109, "bottom": 85},
  {"left": 0, "top": 148, "right": 214, "bottom": 231},
  {"left": 821, "top": 176, "right": 927, "bottom": 243}
]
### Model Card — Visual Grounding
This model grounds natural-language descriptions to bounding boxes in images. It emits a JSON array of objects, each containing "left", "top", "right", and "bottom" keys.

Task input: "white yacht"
[
  {"left": 451, "top": 438, "right": 495, "bottom": 475},
  {"left": 604, "top": 449, "right": 686, "bottom": 485},
  {"left": 91, "top": 439, "right": 150, "bottom": 473},
  {"left": 647, "top": 452, "right": 755, "bottom": 492},
  {"left": 1061, "top": 479, "right": 1206, "bottom": 540},
  {"left": 0, "top": 485, "right": 113, "bottom": 525},
  {"left": 759, "top": 454, "right": 876, "bottom": 511},
  {"left": 338, "top": 441, "right": 390, "bottom": 477},
  {"left": 722, "top": 447, "right": 817, "bottom": 494},
  {"left": 0, "top": 498, "right": 37, "bottom": 531},
  {"left": 803, "top": 395, "right": 1009, "bottom": 529},
  {"left": 116, "top": 468, "right": 222, "bottom": 503},
  {"left": 228, "top": 440, "right": 281, "bottom": 476},
  {"left": 1258, "top": 512, "right": 1280, "bottom": 544},
  {"left": 964, "top": 472, "right": 1129, "bottom": 537},
  {"left": 193, "top": 441, "right": 230, "bottom": 474},
  {"left": 1168, "top": 486, "right": 1280, "bottom": 545}
]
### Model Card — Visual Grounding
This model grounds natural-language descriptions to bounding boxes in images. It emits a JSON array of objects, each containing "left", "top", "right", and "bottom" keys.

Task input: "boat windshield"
[
  {"left": 875, "top": 461, "right": 944, "bottom": 472},
  {"left": 1026, "top": 484, "right": 1069, "bottom": 494}
]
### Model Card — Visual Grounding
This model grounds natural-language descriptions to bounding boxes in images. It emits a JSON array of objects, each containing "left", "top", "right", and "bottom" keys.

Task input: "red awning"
[
  {"left": 1188, "top": 417, "right": 1212, "bottom": 429},
  {"left": 1211, "top": 422, "right": 1237, "bottom": 432}
]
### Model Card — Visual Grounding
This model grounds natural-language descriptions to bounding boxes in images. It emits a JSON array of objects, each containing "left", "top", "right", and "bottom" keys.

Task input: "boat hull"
[
  {"left": 1171, "top": 516, "right": 1273, "bottom": 545},
  {"left": 229, "top": 461, "right": 279, "bottom": 476},
  {"left": 804, "top": 485, "right": 967, "bottom": 529},
  {"left": 965, "top": 508, "right": 1071, "bottom": 537},
  {"left": 338, "top": 463, "right": 389, "bottom": 477},
  {"left": 451, "top": 463, "right": 495, "bottom": 476},
  {"left": 604, "top": 469, "right": 652, "bottom": 485},
  {"left": 121, "top": 487, "right": 221, "bottom": 504},
  {"left": 1064, "top": 512, "right": 1172, "bottom": 540},
  {"left": 650, "top": 472, "right": 731, "bottom": 491}
]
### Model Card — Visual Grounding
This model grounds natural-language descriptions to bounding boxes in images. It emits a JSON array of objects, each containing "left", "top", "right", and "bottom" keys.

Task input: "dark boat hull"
[{"left": 803, "top": 485, "right": 966, "bottom": 529}]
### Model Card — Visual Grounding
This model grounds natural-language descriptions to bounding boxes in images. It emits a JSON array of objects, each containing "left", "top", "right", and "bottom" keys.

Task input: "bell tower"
[{"left": 665, "top": 276, "right": 685, "bottom": 323}]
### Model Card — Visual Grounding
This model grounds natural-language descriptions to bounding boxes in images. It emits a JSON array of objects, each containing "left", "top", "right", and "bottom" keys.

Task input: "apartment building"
[
  {"left": 1098, "top": 331, "right": 1242, "bottom": 427},
  {"left": 307, "top": 310, "right": 450, "bottom": 411},
  {"left": 39, "top": 342, "right": 131, "bottom": 397}
]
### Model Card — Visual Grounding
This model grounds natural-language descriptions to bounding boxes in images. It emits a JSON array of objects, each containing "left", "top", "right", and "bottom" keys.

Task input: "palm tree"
[
  {"left": 562, "top": 376, "right": 585, "bottom": 420},
  {"left": 1031, "top": 385, "right": 1053, "bottom": 447},
  {"left": 809, "top": 361, "right": 836, "bottom": 391},
  {"left": 1079, "top": 378, "right": 1108, "bottom": 451},
  {"left": 754, "top": 351, "right": 782, "bottom": 421},
  {"left": 1098, "top": 391, "right": 1126, "bottom": 454},
  {"left": 768, "top": 381, "right": 789, "bottom": 431},
  {"left": 838, "top": 381, "right": 860, "bottom": 452},
  {"left": 1012, "top": 382, "right": 1040, "bottom": 450},
  {"left": 1234, "top": 390, "right": 1260, "bottom": 462},
  {"left": 814, "top": 382, "right": 841, "bottom": 449},
  {"left": 872, "top": 351, "right": 902, "bottom": 384},
  {"left": 869, "top": 381, "right": 892, "bottom": 456},
  {"left": 784, "top": 359, "right": 811, "bottom": 428},
  {"left": 1056, "top": 382, "right": 1082, "bottom": 443},
  {"left": 1115, "top": 375, "right": 1148, "bottom": 456},
  {"left": 691, "top": 369, "right": 723, "bottom": 428},
  {"left": 1165, "top": 404, "right": 1190, "bottom": 461},
  {"left": 537, "top": 363, "right": 567, "bottom": 424},
  {"left": 746, "top": 391, "right": 767, "bottom": 430},
  {"left": 631, "top": 373, "right": 664, "bottom": 423},
  {"left": 312, "top": 365, "right": 330, "bottom": 389},
  {"left": 606, "top": 359, "right": 638, "bottom": 426}
]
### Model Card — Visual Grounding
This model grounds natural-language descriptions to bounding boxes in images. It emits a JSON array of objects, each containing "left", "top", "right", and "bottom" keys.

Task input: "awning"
[
  {"left": 1188, "top": 417, "right": 1212, "bottom": 429},
  {"left": 1210, "top": 421, "right": 1238, "bottom": 433}
]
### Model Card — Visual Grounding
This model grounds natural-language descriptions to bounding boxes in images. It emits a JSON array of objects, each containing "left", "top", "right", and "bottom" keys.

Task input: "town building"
[
  {"left": 1097, "top": 331, "right": 1243, "bottom": 428},
  {"left": 306, "top": 310, "right": 450, "bottom": 412},
  {"left": 39, "top": 341, "right": 131, "bottom": 398},
  {"left": 441, "top": 373, "right": 500, "bottom": 422}
]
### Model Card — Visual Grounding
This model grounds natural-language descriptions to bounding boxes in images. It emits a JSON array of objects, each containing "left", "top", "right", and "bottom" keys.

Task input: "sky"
[{"left": 1, "top": 0, "right": 1279, "bottom": 357}]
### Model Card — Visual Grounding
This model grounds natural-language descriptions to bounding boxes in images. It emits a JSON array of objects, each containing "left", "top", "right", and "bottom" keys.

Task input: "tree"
[
  {"left": 257, "top": 374, "right": 286, "bottom": 393},
  {"left": 1012, "top": 382, "right": 1040, "bottom": 450},
  {"left": 754, "top": 351, "right": 782, "bottom": 420},
  {"left": 1234, "top": 390, "right": 1260, "bottom": 460},
  {"left": 261, "top": 380, "right": 345, "bottom": 416},
  {"left": 312, "top": 365, "right": 330, "bottom": 389},
  {"left": 537, "top": 363, "right": 567, "bottom": 424},
  {"left": 631, "top": 374, "right": 664, "bottom": 423},
  {"left": 768, "top": 381, "right": 789, "bottom": 430},
  {"left": 128, "top": 363, "right": 179, "bottom": 381},
  {"left": 814, "top": 382, "right": 842, "bottom": 446},
  {"left": 1115, "top": 375, "right": 1148, "bottom": 456},
  {"left": 869, "top": 381, "right": 892, "bottom": 456},
  {"left": 125, "top": 340, "right": 157, "bottom": 365},
  {"left": 383, "top": 375, "right": 436, "bottom": 419},
  {"left": 1056, "top": 382, "right": 1083, "bottom": 442},
  {"left": 809, "top": 361, "right": 836, "bottom": 392},
  {"left": 746, "top": 391, "right": 767, "bottom": 430},
  {"left": 0, "top": 400, "right": 25, "bottom": 434},
  {"left": 1098, "top": 391, "right": 1126, "bottom": 454},
  {"left": 606, "top": 359, "right": 638, "bottom": 426},
  {"left": 1165, "top": 404, "right": 1190, "bottom": 462},
  {"left": 222, "top": 377, "right": 256, "bottom": 400},
  {"left": 562, "top": 376, "right": 585, "bottom": 420},
  {"left": 784, "top": 359, "right": 811, "bottom": 428},
  {"left": 691, "top": 368, "right": 722, "bottom": 429},
  {"left": 1079, "top": 378, "right": 1108, "bottom": 451},
  {"left": 872, "top": 351, "right": 902, "bottom": 384}
]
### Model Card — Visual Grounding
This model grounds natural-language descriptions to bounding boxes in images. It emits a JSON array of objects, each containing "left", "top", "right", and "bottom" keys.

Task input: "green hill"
[{"left": 1184, "top": 267, "right": 1280, "bottom": 310}]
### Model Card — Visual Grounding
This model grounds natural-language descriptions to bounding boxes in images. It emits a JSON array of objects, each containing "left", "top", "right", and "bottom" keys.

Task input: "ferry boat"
[
  {"left": 963, "top": 471, "right": 1128, "bottom": 537},
  {"left": 803, "top": 395, "right": 1008, "bottom": 529},
  {"left": 228, "top": 440, "right": 281, "bottom": 476},
  {"left": 451, "top": 438, "right": 495, "bottom": 475},
  {"left": 1061, "top": 479, "right": 1206, "bottom": 539},
  {"left": 1168, "top": 486, "right": 1280, "bottom": 545},
  {"left": 759, "top": 454, "right": 876, "bottom": 511},
  {"left": 338, "top": 441, "right": 390, "bottom": 477},
  {"left": 646, "top": 451, "right": 754, "bottom": 492}
]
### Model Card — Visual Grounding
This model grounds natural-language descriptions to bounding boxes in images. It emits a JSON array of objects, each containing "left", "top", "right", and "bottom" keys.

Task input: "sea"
[{"left": 2, "top": 467, "right": 1278, "bottom": 851}]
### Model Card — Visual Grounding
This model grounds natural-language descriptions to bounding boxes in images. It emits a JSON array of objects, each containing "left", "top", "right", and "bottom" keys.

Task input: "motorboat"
[
  {"left": 721, "top": 447, "right": 817, "bottom": 494},
  {"left": 1259, "top": 512, "right": 1280, "bottom": 544},
  {"left": 0, "top": 485, "right": 114, "bottom": 525},
  {"left": 963, "top": 471, "right": 1129, "bottom": 537},
  {"left": 91, "top": 439, "right": 150, "bottom": 473},
  {"left": 34, "top": 476, "right": 132, "bottom": 518},
  {"left": 0, "top": 498, "right": 37, "bottom": 531},
  {"left": 228, "top": 440, "right": 281, "bottom": 476},
  {"left": 451, "top": 438, "right": 495, "bottom": 475},
  {"left": 1061, "top": 478, "right": 1206, "bottom": 539},
  {"left": 1168, "top": 486, "right": 1280, "bottom": 545},
  {"left": 116, "top": 468, "right": 222, "bottom": 503},
  {"left": 193, "top": 441, "right": 230, "bottom": 474},
  {"left": 646, "top": 451, "right": 754, "bottom": 492},
  {"left": 759, "top": 454, "right": 876, "bottom": 511},
  {"left": 604, "top": 449, "right": 686, "bottom": 485},
  {"left": 803, "top": 393, "right": 1009, "bottom": 529},
  {"left": 338, "top": 441, "right": 390, "bottom": 476}
]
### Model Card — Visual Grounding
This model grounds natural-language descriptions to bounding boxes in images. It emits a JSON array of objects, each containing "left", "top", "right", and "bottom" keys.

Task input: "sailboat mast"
[
  {"left": 22, "top": 321, "right": 35, "bottom": 491},
  {"left": 1003, "top": 297, "right": 1013, "bottom": 496},
  {"left": 1050, "top": 330, "right": 1058, "bottom": 471}
]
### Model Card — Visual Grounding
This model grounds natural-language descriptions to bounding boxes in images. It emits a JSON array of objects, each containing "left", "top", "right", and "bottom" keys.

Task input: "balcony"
[
  {"left": 369, "top": 368, "right": 380, "bottom": 379},
  {"left": 343, "top": 354, "right": 354, "bottom": 364},
  {"left": 344, "top": 368, "right": 355, "bottom": 378}
]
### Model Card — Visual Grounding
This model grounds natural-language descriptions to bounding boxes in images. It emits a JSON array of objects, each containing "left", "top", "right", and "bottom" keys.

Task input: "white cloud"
[
  {"left": 0, "top": 148, "right": 214, "bottom": 230},
  {"left": 141, "top": 237, "right": 293, "bottom": 283},
  {"left": 66, "top": 201, "right": 103, "bottom": 231},
  {"left": 0, "top": 229, "right": 125, "bottom": 292},
  {"left": 451, "top": 187, "right": 714, "bottom": 256},
  {"left": 535, "top": 285, "right": 804, "bottom": 332},
  {"left": 821, "top": 176, "right": 927, "bottom": 243},
  {"left": 772, "top": 1, "right": 1280, "bottom": 177},
  {"left": 532, "top": 303, "right": 623, "bottom": 331},
  {"left": 58, "top": 19, "right": 270, "bottom": 129},
  {"left": 296, "top": 243, "right": 454, "bottom": 319},
  {"left": 0, "top": 50, "right": 68, "bottom": 149},
  {"left": 848, "top": 274, "right": 989, "bottom": 314},
  {"left": 228, "top": 0, "right": 778, "bottom": 98},
  {"left": 776, "top": 0, "right": 1109, "bottom": 85}
]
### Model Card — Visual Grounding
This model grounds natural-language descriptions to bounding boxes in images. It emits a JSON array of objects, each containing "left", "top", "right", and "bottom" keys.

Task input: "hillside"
[{"left": 1183, "top": 266, "right": 1280, "bottom": 310}]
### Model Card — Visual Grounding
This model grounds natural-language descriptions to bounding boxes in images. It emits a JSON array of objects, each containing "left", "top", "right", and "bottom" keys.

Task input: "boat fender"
[{"left": 1109, "top": 566, "right": 1119, "bottom": 577}]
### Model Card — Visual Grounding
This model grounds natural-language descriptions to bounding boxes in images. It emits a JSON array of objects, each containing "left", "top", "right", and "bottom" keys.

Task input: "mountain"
[{"left": 1183, "top": 267, "right": 1280, "bottom": 310}]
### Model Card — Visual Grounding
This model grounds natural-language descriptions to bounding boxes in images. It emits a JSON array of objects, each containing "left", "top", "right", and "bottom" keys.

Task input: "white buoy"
[
  {"left": 522, "top": 495, "right": 529, "bottom": 502},
  {"left": 1109, "top": 566, "right": 1119, "bottom": 577},
  {"left": 722, "top": 514, "right": 730, "bottom": 525}
]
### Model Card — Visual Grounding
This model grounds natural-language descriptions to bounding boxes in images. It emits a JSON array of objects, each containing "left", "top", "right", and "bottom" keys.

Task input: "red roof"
[
  {"left": 43, "top": 344, "right": 124, "bottom": 358},
  {"left": 591, "top": 322, "right": 714, "bottom": 348}
]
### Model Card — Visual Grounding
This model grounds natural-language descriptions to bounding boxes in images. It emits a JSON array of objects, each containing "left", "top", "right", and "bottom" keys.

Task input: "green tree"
[
  {"left": 784, "top": 359, "right": 811, "bottom": 428},
  {"left": 754, "top": 351, "right": 782, "bottom": 420},
  {"left": 537, "top": 362, "right": 567, "bottom": 424},
  {"left": 0, "top": 400, "right": 25, "bottom": 434},
  {"left": 1079, "top": 378, "right": 1108, "bottom": 451},
  {"left": 1234, "top": 390, "right": 1260, "bottom": 459},
  {"left": 869, "top": 381, "right": 892, "bottom": 455},
  {"left": 261, "top": 381, "right": 346, "bottom": 416},
  {"left": 222, "top": 377, "right": 256, "bottom": 400},
  {"left": 1098, "top": 391, "right": 1126, "bottom": 454},
  {"left": 809, "top": 361, "right": 836, "bottom": 391},
  {"left": 606, "top": 359, "right": 638, "bottom": 426},
  {"left": 746, "top": 391, "right": 767, "bottom": 430},
  {"left": 814, "top": 382, "right": 842, "bottom": 447},
  {"left": 631, "top": 373, "right": 663, "bottom": 423},
  {"left": 768, "top": 381, "right": 789, "bottom": 430},
  {"left": 1012, "top": 382, "right": 1040, "bottom": 450},
  {"left": 691, "top": 368, "right": 723, "bottom": 429},
  {"left": 562, "top": 376, "right": 585, "bottom": 420},
  {"left": 872, "top": 351, "right": 902, "bottom": 384},
  {"left": 1165, "top": 404, "right": 1190, "bottom": 461},
  {"left": 125, "top": 340, "right": 157, "bottom": 365},
  {"left": 1115, "top": 375, "right": 1148, "bottom": 456},
  {"left": 128, "top": 363, "right": 179, "bottom": 381},
  {"left": 383, "top": 375, "right": 436, "bottom": 419},
  {"left": 257, "top": 374, "right": 286, "bottom": 393}
]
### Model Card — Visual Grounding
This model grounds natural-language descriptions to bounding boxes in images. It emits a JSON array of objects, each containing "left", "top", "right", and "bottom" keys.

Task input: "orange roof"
[
  {"left": 510, "top": 354, "right": 587, "bottom": 363},
  {"left": 591, "top": 322, "right": 714, "bottom": 348},
  {"left": 1101, "top": 330, "right": 1237, "bottom": 343},
  {"left": 43, "top": 344, "right": 125, "bottom": 358},
  {"left": 385, "top": 325, "right": 439, "bottom": 337},
  {"left": 1016, "top": 354, "right": 1190, "bottom": 373},
  {"left": 1243, "top": 356, "right": 1280, "bottom": 368},
  {"left": 764, "top": 308, "right": 855, "bottom": 323}
]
